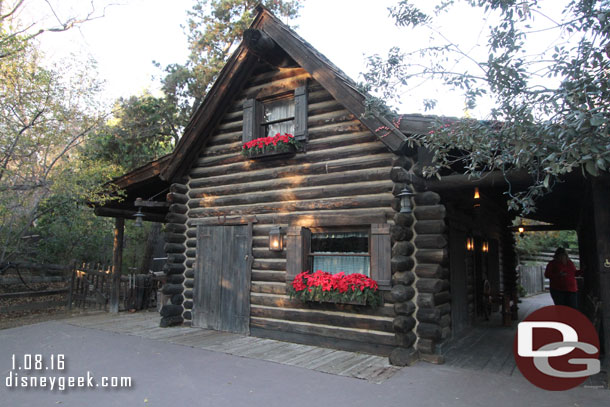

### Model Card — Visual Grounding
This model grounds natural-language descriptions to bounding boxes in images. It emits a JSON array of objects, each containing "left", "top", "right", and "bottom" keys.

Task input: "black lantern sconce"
[
  {"left": 269, "top": 226, "right": 283, "bottom": 251},
  {"left": 518, "top": 225, "right": 525, "bottom": 238},
  {"left": 397, "top": 186, "right": 415, "bottom": 213},
  {"left": 134, "top": 207, "right": 145, "bottom": 227}
]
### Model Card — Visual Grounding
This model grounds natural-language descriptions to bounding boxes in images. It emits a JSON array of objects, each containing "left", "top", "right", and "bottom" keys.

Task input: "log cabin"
[{"left": 95, "top": 5, "right": 610, "bottom": 367}]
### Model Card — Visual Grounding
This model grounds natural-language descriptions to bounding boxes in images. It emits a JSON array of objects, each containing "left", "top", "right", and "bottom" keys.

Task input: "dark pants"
[{"left": 550, "top": 289, "right": 578, "bottom": 309}]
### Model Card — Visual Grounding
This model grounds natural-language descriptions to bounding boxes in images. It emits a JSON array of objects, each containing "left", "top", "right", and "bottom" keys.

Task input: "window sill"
[{"left": 243, "top": 144, "right": 297, "bottom": 161}]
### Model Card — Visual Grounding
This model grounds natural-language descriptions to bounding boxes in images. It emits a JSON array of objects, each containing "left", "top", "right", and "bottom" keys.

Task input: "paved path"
[
  {"left": 63, "top": 311, "right": 400, "bottom": 383},
  {"left": 1, "top": 318, "right": 607, "bottom": 407}
]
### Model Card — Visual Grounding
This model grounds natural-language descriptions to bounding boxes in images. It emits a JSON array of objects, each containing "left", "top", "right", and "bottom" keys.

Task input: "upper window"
[
  {"left": 309, "top": 230, "right": 370, "bottom": 276},
  {"left": 262, "top": 98, "right": 295, "bottom": 137},
  {"left": 242, "top": 85, "right": 308, "bottom": 146}
]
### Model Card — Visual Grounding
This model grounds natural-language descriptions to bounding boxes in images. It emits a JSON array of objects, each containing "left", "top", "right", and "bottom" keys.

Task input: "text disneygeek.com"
[{"left": 4, "top": 354, "right": 132, "bottom": 391}]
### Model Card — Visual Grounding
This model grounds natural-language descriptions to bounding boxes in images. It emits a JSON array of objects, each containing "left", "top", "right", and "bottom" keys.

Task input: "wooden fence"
[
  {"left": 518, "top": 265, "right": 548, "bottom": 296},
  {"left": 0, "top": 262, "right": 70, "bottom": 314},
  {"left": 67, "top": 263, "right": 158, "bottom": 312}
]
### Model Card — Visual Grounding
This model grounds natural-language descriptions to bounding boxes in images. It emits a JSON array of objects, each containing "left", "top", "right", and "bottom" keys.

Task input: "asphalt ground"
[{"left": 1, "top": 320, "right": 608, "bottom": 407}]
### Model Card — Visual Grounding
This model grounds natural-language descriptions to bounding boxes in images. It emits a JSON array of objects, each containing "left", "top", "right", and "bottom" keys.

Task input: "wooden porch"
[
  {"left": 440, "top": 293, "right": 607, "bottom": 388},
  {"left": 64, "top": 311, "right": 401, "bottom": 384}
]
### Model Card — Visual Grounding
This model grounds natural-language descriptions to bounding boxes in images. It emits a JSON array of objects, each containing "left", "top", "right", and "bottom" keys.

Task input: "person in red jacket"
[{"left": 544, "top": 247, "right": 582, "bottom": 309}]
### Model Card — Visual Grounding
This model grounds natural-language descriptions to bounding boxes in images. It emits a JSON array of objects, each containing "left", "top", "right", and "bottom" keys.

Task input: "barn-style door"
[{"left": 193, "top": 224, "right": 253, "bottom": 334}]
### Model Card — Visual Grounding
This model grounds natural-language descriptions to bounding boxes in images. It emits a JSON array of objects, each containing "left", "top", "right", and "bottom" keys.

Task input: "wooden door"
[
  {"left": 449, "top": 227, "right": 469, "bottom": 335},
  {"left": 193, "top": 224, "right": 252, "bottom": 334}
]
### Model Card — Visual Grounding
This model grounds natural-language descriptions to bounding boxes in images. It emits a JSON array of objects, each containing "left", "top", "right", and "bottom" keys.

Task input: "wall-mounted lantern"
[
  {"left": 134, "top": 207, "right": 145, "bottom": 227},
  {"left": 269, "top": 226, "right": 283, "bottom": 251},
  {"left": 397, "top": 186, "right": 415, "bottom": 213},
  {"left": 466, "top": 237, "right": 475, "bottom": 252},
  {"left": 473, "top": 187, "right": 481, "bottom": 209},
  {"left": 518, "top": 225, "right": 525, "bottom": 238},
  {"left": 482, "top": 240, "right": 489, "bottom": 253}
]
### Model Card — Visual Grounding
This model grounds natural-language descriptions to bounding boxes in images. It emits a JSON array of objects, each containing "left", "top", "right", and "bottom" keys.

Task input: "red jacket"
[{"left": 544, "top": 259, "right": 581, "bottom": 292}]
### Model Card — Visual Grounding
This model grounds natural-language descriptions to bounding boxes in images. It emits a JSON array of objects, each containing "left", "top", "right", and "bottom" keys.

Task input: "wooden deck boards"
[
  {"left": 441, "top": 294, "right": 553, "bottom": 376},
  {"left": 65, "top": 311, "right": 400, "bottom": 383}
]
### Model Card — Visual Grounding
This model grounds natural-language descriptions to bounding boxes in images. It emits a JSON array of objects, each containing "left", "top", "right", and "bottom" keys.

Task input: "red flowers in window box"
[
  {"left": 289, "top": 270, "right": 382, "bottom": 307},
  {"left": 241, "top": 133, "right": 300, "bottom": 159}
]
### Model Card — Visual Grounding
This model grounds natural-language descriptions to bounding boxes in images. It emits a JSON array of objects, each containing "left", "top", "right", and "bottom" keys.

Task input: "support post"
[
  {"left": 110, "top": 217, "right": 125, "bottom": 313},
  {"left": 591, "top": 177, "right": 610, "bottom": 382}
]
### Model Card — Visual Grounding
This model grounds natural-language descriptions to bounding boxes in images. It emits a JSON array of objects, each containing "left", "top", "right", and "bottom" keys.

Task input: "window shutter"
[
  {"left": 243, "top": 98, "right": 262, "bottom": 143},
  {"left": 294, "top": 85, "right": 308, "bottom": 143},
  {"left": 371, "top": 223, "right": 391, "bottom": 290},
  {"left": 286, "top": 226, "right": 310, "bottom": 283}
]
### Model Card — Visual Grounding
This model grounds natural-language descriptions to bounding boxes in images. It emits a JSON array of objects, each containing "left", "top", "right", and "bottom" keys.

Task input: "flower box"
[
  {"left": 241, "top": 133, "right": 300, "bottom": 160},
  {"left": 289, "top": 270, "right": 382, "bottom": 308}
]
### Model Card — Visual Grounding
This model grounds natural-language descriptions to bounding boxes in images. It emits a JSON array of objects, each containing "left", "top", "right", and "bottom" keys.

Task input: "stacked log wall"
[
  {"left": 160, "top": 182, "right": 189, "bottom": 327},
  {"left": 182, "top": 65, "right": 398, "bottom": 355}
]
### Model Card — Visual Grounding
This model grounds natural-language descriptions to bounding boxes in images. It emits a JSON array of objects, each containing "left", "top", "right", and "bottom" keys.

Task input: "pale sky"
[{"left": 20, "top": 0, "right": 567, "bottom": 118}]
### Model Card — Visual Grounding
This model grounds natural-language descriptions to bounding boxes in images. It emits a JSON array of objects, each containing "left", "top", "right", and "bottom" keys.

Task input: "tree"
[
  {"left": 363, "top": 0, "right": 610, "bottom": 213},
  {"left": 159, "top": 0, "right": 301, "bottom": 127},
  {"left": 0, "top": 1, "right": 120, "bottom": 264},
  {"left": 85, "top": 92, "right": 179, "bottom": 172}
]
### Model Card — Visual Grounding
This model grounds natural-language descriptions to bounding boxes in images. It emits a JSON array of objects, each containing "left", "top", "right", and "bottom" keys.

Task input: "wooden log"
[
  {"left": 165, "top": 243, "right": 186, "bottom": 254},
  {"left": 392, "top": 271, "right": 415, "bottom": 286},
  {"left": 394, "top": 301, "right": 415, "bottom": 316},
  {"left": 160, "top": 304, "right": 183, "bottom": 317},
  {"left": 416, "top": 278, "right": 444, "bottom": 294},
  {"left": 166, "top": 212, "right": 188, "bottom": 224},
  {"left": 392, "top": 241, "right": 414, "bottom": 257},
  {"left": 249, "top": 306, "right": 393, "bottom": 332},
  {"left": 189, "top": 154, "right": 394, "bottom": 188},
  {"left": 171, "top": 294, "right": 184, "bottom": 305},
  {"left": 185, "top": 259, "right": 194, "bottom": 268},
  {"left": 166, "top": 192, "right": 188, "bottom": 205},
  {"left": 169, "top": 183, "right": 188, "bottom": 195},
  {"left": 415, "top": 249, "right": 448, "bottom": 264},
  {"left": 414, "top": 191, "right": 441, "bottom": 206},
  {"left": 390, "top": 167, "right": 412, "bottom": 183},
  {"left": 414, "top": 220, "right": 447, "bottom": 234},
  {"left": 437, "top": 303, "right": 451, "bottom": 316},
  {"left": 189, "top": 193, "right": 394, "bottom": 218},
  {"left": 414, "top": 205, "right": 446, "bottom": 221},
  {"left": 390, "top": 225, "right": 414, "bottom": 242},
  {"left": 391, "top": 285, "right": 415, "bottom": 302},
  {"left": 414, "top": 264, "right": 443, "bottom": 279},
  {"left": 389, "top": 346, "right": 418, "bottom": 366},
  {"left": 184, "top": 279, "right": 194, "bottom": 289},
  {"left": 185, "top": 248, "right": 196, "bottom": 258},
  {"left": 417, "top": 338, "right": 436, "bottom": 354},
  {"left": 416, "top": 308, "right": 441, "bottom": 324},
  {"left": 184, "top": 269, "right": 194, "bottom": 279},
  {"left": 183, "top": 300, "right": 193, "bottom": 310},
  {"left": 183, "top": 311, "right": 192, "bottom": 320},
  {"left": 434, "top": 291, "right": 451, "bottom": 305},
  {"left": 165, "top": 223, "right": 187, "bottom": 234},
  {"left": 417, "top": 293, "right": 435, "bottom": 309},
  {"left": 160, "top": 315, "right": 183, "bottom": 327},
  {"left": 162, "top": 284, "right": 183, "bottom": 295},
  {"left": 440, "top": 314, "right": 451, "bottom": 328},
  {"left": 395, "top": 331, "right": 417, "bottom": 348},
  {"left": 414, "top": 234, "right": 447, "bottom": 249},
  {"left": 183, "top": 290, "right": 193, "bottom": 299},
  {"left": 169, "top": 203, "right": 188, "bottom": 214},
  {"left": 189, "top": 181, "right": 393, "bottom": 208},
  {"left": 189, "top": 167, "right": 390, "bottom": 199},
  {"left": 391, "top": 198, "right": 401, "bottom": 212},
  {"left": 393, "top": 212, "right": 414, "bottom": 227},
  {"left": 163, "top": 263, "right": 185, "bottom": 275},
  {"left": 393, "top": 316, "right": 416, "bottom": 333},
  {"left": 167, "top": 274, "right": 185, "bottom": 285},
  {"left": 252, "top": 270, "right": 286, "bottom": 282},
  {"left": 167, "top": 253, "right": 186, "bottom": 264},
  {"left": 391, "top": 255, "right": 415, "bottom": 273},
  {"left": 417, "top": 323, "right": 442, "bottom": 340},
  {"left": 165, "top": 233, "right": 187, "bottom": 244}
]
